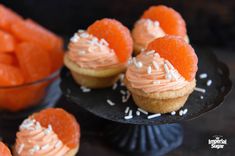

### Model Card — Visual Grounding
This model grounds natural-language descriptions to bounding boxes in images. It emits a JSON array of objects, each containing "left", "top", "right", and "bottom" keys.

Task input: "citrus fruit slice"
[
  {"left": 87, "top": 18, "right": 133, "bottom": 62},
  {"left": 146, "top": 35, "right": 198, "bottom": 81},
  {"left": 34, "top": 108, "right": 80, "bottom": 148},
  {"left": 16, "top": 42, "right": 51, "bottom": 82},
  {"left": 0, "top": 30, "right": 15, "bottom": 53},
  {"left": 0, "top": 4, "right": 23, "bottom": 31},
  {"left": 0, "top": 63, "right": 24, "bottom": 86},
  {"left": 11, "top": 19, "right": 63, "bottom": 52},
  {"left": 0, "top": 142, "right": 12, "bottom": 156},
  {"left": 0, "top": 53, "right": 14, "bottom": 65},
  {"left": 142, "top": 5, "right": 186, "bottom": 37}
]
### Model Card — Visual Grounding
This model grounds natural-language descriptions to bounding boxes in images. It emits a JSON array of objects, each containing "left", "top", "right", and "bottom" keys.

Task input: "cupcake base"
[
  {"left": 71, "top": 71, "right": 119, "bottom": 89},
  {"left": 64, "top": 54, "right": 126, "bottom": 89},
  {"left": 125, "top": 78, "right": 196, "bottom": 113}
]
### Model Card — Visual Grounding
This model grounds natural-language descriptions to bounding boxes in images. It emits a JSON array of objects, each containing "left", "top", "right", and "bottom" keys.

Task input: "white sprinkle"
[
  {"left": 146, "top": 50, "right": 155, "bottom": 55},
  {"left": 207, "top": 80, "right": 212, "bottom": 86},
  {"left": 164, "top": 63, "right": 170, "bottom": 74},
  {"left": 183, "top": 109, "right": 188, "bottom": 115},
  {"left": 136, "top": 111, "right": 140, "bottom": 116},
  {"left": 154, "top": 53, "right": 160, "bottom": 58},
  {"left": 78, "top": 29, "right": 85, "bottom": 33},
  {"left": 91, "top": 38, "right": 98, "bottom": 44},
  {"left": 30, "top": 145, "right": 40, "bottom": 154},
  {"left": 112, "top": 83, "right": 117, "bottom": 90},
  {"left": 179, "top": 110, "right": 184, "bottom": 116},
  {"left": 194, "top": 87, "right": 206, "bottom": 93},
  {"left": 124, "top": 115, "right": 133, "bottom": 120},
  {"left": 132, "top": 57, "right": 137, "bottom": 65},
  {"left": 44, "top": 125, "right": 52, "bottom": 135},
  {"left": 125, "top": 107, "right": 130, "bottom": 114},
  {"left": 147, "top": 66, "right": 152, "bottom": 74},
  {"left": 152, "top": 61, "right": 159, "bottom": 70},
  {"left": 120, "top": 90, "right": 126, "bottom": 95},
  {"left": 199, "top": 73, "right": 208, "bottom": 79},
  {"left": 140, "top": 48, "right": 145, "bottom": 53},
  {"left": 200, "top": 96, "right": 204, "bottom": 99},
  {"left": 170, "top": 70, "right": 177, "bottom": 80},
  {"left": 166, "top": 73, "right": 172, "bottom": 80},
  {"left": 165, "top": 60, "right": 174, "bottom": 69},
  {"left": 70, "top": 33, "right": 79, "bottom": 42},
  {"left": 35, "top": 122, "right": 41, "bottom": 130},
  {"left": 171, "top": 111, "right": 176, "bottom": 115},
  {"left": 128, "top": 58, "right": 133, "bottom": 65},
  {"left": 136, "top": 61, "right": 143, "bottom": 68},
  {"left": 41, "top": 144, "right": 49, "bottom": 150},
  {"left": 119, "top": 74, "right": 125, "bottom": 82},
  {"left": 154, "top": 21, "right": 159, "bottom": 27},
  {"left": 107, "top": 99, "right": 115, "bottom": 106},
  {"left": 80, "top": 33, "right": 89, "bottom": 38},
  {"left": 78, "top": 50, "right": 86, "bottom": 55},
  {"left": 137, "top": 108, "right": 148, "bottom": 115},
  {"left": 153, "top": 80, "right": 160, "bottom": 84},
  {"left": 18, "top": 144, "right": 25, "bottom": 154},
  {"left": 100, "top": 38, "right": 109, "bottom": 46},
  {"left": 147, "top": 113, "right": 161, "bottom": 119},
  {"left": 80, "top": 86, "right": 91, "bottom": 92},
  {"left": 55, "top": 141, "right": 62, "bottom": 148}
]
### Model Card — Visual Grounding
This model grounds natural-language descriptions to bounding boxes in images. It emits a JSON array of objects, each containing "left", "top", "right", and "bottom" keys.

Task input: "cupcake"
[
  {"left": 64, "top": 18, "right": 133, "bottom": 88},
  {"left": 0, "top": 141, "right": 12, "bottom": 156},
  {"left": 132, "top": 5, "right": 189, "bottom": 54},
  {"left": 125, "top": 36, "right": 197, "bottom": 113},
  {"left": 13, "top": 108, "right": 80, "bottom": 156}
]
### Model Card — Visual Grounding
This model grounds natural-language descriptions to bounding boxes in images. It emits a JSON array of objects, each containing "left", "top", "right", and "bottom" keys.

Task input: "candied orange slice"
[
  {"left": 34, "top": 108, "right": 80, "bottom": 148},
  {"left": 16, "top": 42, "right": 51, "bottom": 82},
  {"left": 0, "top": 53, "right": 14, "bottom": 65},
  {"left": 0, "top": 142, "right": 12, "bottom": 156},
  {"left": 0, "top": 63, "right": 24, "bottom": 86},
  {"left": 87, "top": 18, "right": 133, "bottom": 62},
  {"left": 142, "top": 5, "right": 186, "bottom": 37},
  {"left": 147, "top": 36, "right": 198, "bottom": 81},
  {"left": 0, "top": 4, "right": 23, "bottom": 31},
  {"left": 0, "top": 30, "right": 15, "bottom": 53},
  {"left": 11, "top": 19, "right": 63, "bottom": 52}
]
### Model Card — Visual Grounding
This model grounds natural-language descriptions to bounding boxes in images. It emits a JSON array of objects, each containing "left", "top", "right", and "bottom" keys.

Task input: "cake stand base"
[{"left": 106, "top": 123, "right": 183, "bottom": 156}]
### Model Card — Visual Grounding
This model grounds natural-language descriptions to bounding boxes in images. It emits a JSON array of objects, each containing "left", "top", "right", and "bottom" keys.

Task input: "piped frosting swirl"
[
  {"left": 15, "top": 118, "right": 69, "bottom": 156},
  {"left": 67, "top": 30, "right": 124, "bottom": 69},
  {"left": 126, "top": 50, "right": 189, "bottom": 93}
]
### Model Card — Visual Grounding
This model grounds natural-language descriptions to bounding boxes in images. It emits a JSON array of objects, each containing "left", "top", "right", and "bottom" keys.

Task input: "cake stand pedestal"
[{"left": 60, "top": 50, "right": 231, "bottom": 156}]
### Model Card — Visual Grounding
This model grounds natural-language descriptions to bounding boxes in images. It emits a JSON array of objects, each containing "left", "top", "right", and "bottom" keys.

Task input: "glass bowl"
[{"left": 0, "top": 70, "right": 61, "bottom": 113}]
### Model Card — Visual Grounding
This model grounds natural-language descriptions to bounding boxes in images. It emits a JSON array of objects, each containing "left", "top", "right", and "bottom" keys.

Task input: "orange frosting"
[
  {"left": 67, "top": 30, "right": 124, "bottom": 69},
  {"left": 15, "top": 118, "right": 69, "bottom": 156},
  {"left": 132, "top": 19, "right": 165, "bottom": 49},
  {"left": 126, "top": 50, "right": 189, "bottom": 93}
]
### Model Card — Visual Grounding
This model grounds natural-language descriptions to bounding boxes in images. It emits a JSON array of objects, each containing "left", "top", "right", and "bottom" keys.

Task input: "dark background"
[
  {"left": 0, "top": 1, "right": 235, "bottom": 156},
  {"left": 1, "top": 0, "right": 235, "bottom": 49}
]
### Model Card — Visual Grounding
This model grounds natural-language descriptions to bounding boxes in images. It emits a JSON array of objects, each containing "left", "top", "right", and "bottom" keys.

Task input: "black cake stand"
[{"left": 60, "top": 49, "right": 232, "bottom": 156}]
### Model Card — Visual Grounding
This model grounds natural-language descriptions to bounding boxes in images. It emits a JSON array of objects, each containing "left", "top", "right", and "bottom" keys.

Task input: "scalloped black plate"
[{"left": 60, "top": 49, "right": 232, "bottom": 125}]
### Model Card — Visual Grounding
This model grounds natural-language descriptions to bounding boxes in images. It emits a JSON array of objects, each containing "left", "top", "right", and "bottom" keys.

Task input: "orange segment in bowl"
[
  {"left": 0, "top": 63, "right": 24, "bottom": 86},
  {"left": 0, "top": 30, "right": 15, "bottom": 53},
  {"left": 16, "top": 42, "right": 51, "bottom": 82},
  {"left": 11, "top": 19, "right": 62, "bottom": 52},
  {"left": 0, "top": 4, "right": 23, "bottom": 31},
  {"left": 142, "top": 5, "right": 186, "bottom": 37},
  {"left": 34, "top": 108, "right": 80, "bottom": 148},
  {"left": 87, "top": 18, "right": 133, "bottom": 62},
  {"left": 0, "top": 53, "right": 15, "bottom": 65},
  {"left": 147, "top": 35, "right": 198, "bottom": 81},
  {"left": 0, "top": 142, "right": 12, "bottom": 156}
]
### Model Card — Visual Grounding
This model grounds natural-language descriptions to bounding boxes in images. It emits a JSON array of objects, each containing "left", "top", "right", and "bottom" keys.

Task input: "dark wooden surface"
[{"left": 55, "top": 48, "right": 235, "bottom": 156}]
